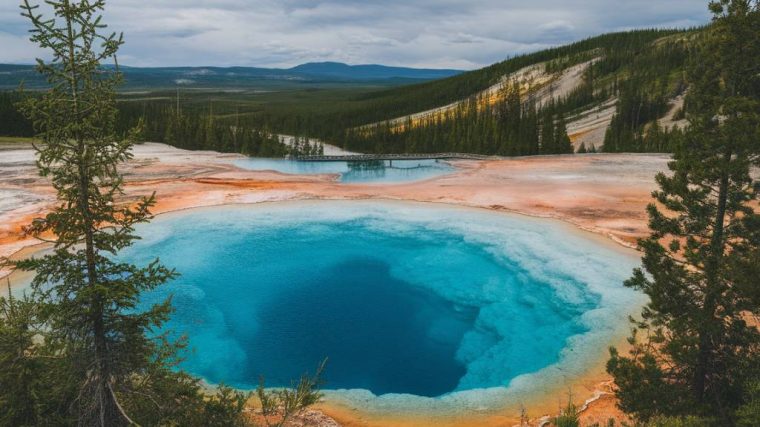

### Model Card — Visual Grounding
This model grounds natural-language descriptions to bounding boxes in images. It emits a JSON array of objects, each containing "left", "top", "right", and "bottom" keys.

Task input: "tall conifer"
[
  {"left": 607, "top": 1, "right": 760, "bottom": 424},
  {"left": 15, "top": 1, "right": 176, "bottom": 424}
]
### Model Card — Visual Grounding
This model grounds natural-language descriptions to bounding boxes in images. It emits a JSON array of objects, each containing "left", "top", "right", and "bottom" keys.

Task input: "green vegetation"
[
  {"left": 0, "top": 136, "right": 37, "bottom": 145},
  {"left": 140, "top": 28, "right": 693, "bottom": 156},
  {"left": 115, "top": 101, "right": 324, "bottom": 156},
  {"left": 554, "top": 401, "right": 581, "bottom": 427},
  {"left": 0, "top": 1, "right": 323, "bottom": 425},
  {"left": 255, "top": 360, "right": 326, "bottom": 427},
  {"left": 607, "top": 1, "right": 760, "bottom": 426},
  {"left": 339, "top": 28, "right": 691, "bottom": 154},
  {"left": 0, "top": 27, "right": 699, "bottom": 156},
  {"left": 340, "top": 83, "right": 573, "bottom": 155},
  {"left": 249, "top": 28, "right": 694, "bottom": 154},
  {"left": 328, "top": 29, "right": 681, "bottom": 129},
  {"left": 601, "top": 37, "right": 690, "bottom": 152},
  {"left": 0, "top": 92, "right": 34, "bottom": 136}
]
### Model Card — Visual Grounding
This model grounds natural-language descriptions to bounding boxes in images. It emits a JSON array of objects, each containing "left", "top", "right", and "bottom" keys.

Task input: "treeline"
[
  {"left": 601, "top": 35, "right": 690, "bottom": 152},
  {"left": 117, "top": 101, "right": 289, "bottom": 156},
  {"left": 340, "top": 29, "right": 685, "bottom": 129},
  {"left": 340, "top": 83, "right": 573, "bottom": 155},
  {"left": 0, "top": 28, "right": 699, "bottom": 156},
  {"left": 289, "top": 136, "right": 324, "bottom": 156},
  {"left": 0, "top": 93, "right": 322, "bottom": 157},
  {"left": 0, "top": 92, "right": 34, "bottom": 136},
  {"left": 261, "top": 28, "right": 695, "bottom": 155},
  {"left": 232, "top": 29, "right": 690, "bottom": 143},
  {"left": 122, "top": 102, "right": 327, "bottom": 157},
  {"left": 337, "top": 31, "right": 691, "bottom": 156}
]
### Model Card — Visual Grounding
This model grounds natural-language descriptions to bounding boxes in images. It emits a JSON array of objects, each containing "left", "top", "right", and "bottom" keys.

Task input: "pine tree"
[
  {"left": 5, "top": 2, "right": 259, "bottom": 425},
  {"left": 607, "top": 1, "right": 760, "bottom": 424},
  {"left": 0, "top": 288, "right": 55, "bottom": 425},
  {"left": 0, "top": 289, "right": 36, "bottom": 425},
  {"left": 541, "top": 112, "right": 556, "bottom": 154},
  {"left": 13, "top": 1, "right": 175, "bottom": 425},
  {"left": 554, "top": 115, "right": 573, "bottom": 154},
  {"left": 163, "top": 113, "right": 177, "bottom": 146},
  {"left": 644, "top": 119, "right": 664, "bottom": 152}
]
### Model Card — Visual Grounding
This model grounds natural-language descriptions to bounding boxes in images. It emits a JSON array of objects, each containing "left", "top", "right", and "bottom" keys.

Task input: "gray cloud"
[{"left": 0, "top": 1, "right": 711, "bottom": 69}]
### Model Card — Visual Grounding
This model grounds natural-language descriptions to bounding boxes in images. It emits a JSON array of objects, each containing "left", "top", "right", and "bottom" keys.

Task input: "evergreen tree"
[
  {"left": 554, "top": 115, "right": 573, "bottom": 154},
  {"left": 0, "top": 4, "right": 337, "bottom": 424},
  {"left": 607, "top": 1, "right": 760, "bottom": 424},
  {"left": 0, "top": 288, "right": 70, "bottom": 425},
  {"left": 0, "top": 289, "right": 37, "bottom": 425},
  {"left": 541, "top": 112, "right": 556, "bottom": 154},
  {"left": 5, "top": 2, "right": 254, "bottom": 425},
  {"left": 521, "top": 102, "right": 540, "bottom": 155},
  {"left": 736, "top": 381, "right": 760, "bottom": 426},
  {"left": 13, "top": 1, "right": 177, "bottom": 424}
]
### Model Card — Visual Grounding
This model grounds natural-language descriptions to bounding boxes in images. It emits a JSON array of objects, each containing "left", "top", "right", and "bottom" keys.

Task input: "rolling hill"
[
  {"left": 0, "top": 62, "right": 463, "bottom": 91},
  {"left": 288, "top": 62, "right": 461, "bottom": 80}
]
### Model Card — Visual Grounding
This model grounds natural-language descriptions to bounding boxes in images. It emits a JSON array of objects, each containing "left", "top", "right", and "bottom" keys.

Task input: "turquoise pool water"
[
  {"left": 120, "top": 201, "right": 643, "bottom": 410},
  {"left": 232, "top": 158, "right": 456, "bottom": 183}
]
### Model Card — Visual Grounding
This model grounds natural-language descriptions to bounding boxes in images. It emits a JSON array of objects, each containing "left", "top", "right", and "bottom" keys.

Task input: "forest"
[
  {"left": 339, "top": 27, "right": 693, "bottom": 154},
  {"left": 0, "top": 27, "right": 697, "bottom": 157}
]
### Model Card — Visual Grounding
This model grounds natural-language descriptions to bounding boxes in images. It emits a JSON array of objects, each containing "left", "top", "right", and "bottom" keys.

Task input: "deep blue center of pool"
[
  {"left": 123, "top": 204, "right": 601, "bottom": 397},
  {"left": 255, "top": 258, "right": 475, "bottom": 396}
]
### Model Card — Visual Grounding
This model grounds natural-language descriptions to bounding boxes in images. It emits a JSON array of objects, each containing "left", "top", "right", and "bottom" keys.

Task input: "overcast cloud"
[{"left": 0, "top": 1, "right": 711, "bottom": 69}]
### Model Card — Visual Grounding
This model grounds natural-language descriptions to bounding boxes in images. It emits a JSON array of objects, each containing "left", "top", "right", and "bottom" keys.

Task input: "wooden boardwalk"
[{"left": 293, "top": 153, "right": 493, "bottom": 162}]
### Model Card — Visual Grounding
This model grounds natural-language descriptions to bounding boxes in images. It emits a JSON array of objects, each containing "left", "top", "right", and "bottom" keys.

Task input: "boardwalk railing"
[{"left": 292, "top": 153, "right": 494, "bottom": 162}]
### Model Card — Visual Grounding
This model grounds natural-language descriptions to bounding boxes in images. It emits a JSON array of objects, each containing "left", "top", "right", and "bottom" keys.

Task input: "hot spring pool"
[
  {"left": 232, "top": 158, "right": 456, "bottom": 183},
  {"left": 120, "top": 201, "right": 644, "bottom": 414}
]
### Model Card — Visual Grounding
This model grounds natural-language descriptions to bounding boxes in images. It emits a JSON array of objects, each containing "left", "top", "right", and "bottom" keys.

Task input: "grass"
[{"left": 0, "top": 136, "right": 37, "bottom": 144}]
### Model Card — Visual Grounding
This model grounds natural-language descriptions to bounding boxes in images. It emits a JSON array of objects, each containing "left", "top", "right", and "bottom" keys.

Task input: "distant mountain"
[
  {"left": 287, "top": 62, "right": 461, "bottom": 81},
  {"left": 0, "top": 62, "right": 463, "bottom": 91}
]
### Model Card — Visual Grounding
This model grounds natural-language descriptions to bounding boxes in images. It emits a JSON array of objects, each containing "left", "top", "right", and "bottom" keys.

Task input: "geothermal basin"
[
  {"left": 1, "top": 143, "right": 672, "bottom": 425},
  {"left": 119, "top": 200, "right": 645, "bottom": 420}
]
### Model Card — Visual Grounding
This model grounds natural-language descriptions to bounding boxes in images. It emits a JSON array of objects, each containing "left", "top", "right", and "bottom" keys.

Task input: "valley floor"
[{"left": 0, "top": 142, "right": 670, "bottom": 426}]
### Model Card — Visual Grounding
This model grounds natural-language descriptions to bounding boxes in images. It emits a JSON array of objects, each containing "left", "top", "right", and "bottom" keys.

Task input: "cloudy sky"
[{"left": 1, "top": 1, "right": 711, "bottom": 69}]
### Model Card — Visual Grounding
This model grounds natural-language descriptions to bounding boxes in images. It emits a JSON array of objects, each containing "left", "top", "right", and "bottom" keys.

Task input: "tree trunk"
[
  {"left": 694, "top": 147, "right": 732, "bottom": 405},
  {"left": 63, "top": 2, "right": 125, "bottom": 424}
]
